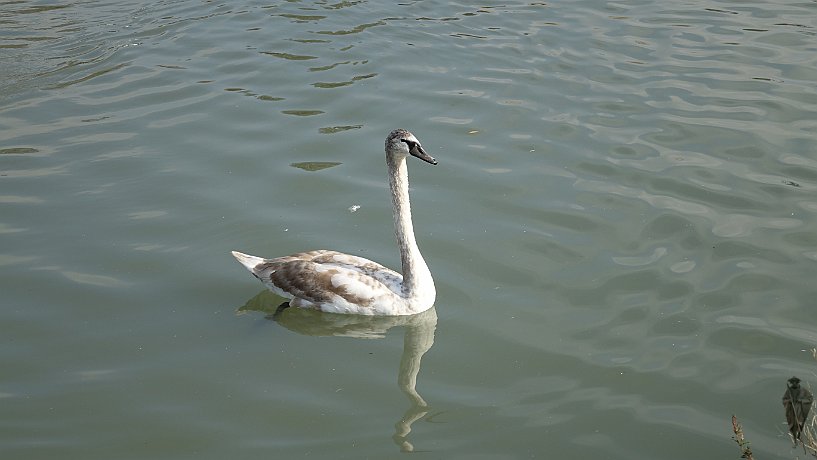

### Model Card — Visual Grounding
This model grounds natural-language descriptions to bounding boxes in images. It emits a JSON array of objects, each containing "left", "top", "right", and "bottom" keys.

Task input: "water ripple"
[{"left": 3, "top": 1, "right": 817, "bottom": 458}]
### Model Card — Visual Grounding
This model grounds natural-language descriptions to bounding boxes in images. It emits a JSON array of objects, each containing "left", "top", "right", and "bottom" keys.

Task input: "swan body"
[{"left": 232, "top": 129, "right": 437, "bottom": 316}]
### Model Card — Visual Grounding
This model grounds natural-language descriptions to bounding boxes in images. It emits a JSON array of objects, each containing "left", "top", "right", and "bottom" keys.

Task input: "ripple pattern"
[{"left": 2, "top": 1, "right": 817, "bottom": 459}]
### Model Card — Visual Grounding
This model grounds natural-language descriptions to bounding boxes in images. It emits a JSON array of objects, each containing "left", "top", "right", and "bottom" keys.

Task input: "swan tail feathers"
[{"left": 231, "top": 251, "right": 266, "bottom": 273}]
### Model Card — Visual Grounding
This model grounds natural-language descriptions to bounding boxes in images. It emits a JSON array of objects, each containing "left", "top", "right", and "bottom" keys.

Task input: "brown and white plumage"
[{"left": 232, "top": 129, "right": 437, "bottom": 316}]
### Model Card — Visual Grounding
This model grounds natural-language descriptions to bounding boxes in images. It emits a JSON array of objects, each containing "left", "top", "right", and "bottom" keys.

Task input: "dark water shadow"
[{"left": 238, "top": 291, "right": 438, "bottom": 452}]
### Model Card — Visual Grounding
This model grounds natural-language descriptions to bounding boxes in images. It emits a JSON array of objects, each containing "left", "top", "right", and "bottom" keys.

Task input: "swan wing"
[
  {"left": 233, "top": 251, "right": 404, "bottom": 314},
  {"left": 302, "top": 250, "right": 403, "bottom": 288}
]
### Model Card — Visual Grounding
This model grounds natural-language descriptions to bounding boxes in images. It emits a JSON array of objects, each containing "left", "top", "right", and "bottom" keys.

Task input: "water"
[{"left": 2, "top": 0, "right": 817, "bottom": 458}]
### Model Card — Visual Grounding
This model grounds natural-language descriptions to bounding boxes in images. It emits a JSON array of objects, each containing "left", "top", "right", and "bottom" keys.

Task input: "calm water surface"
[{"left": 2, "top": 0, "right": 817, "bottom": 458}]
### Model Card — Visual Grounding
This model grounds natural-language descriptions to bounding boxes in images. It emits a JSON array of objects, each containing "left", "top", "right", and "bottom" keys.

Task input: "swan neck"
[{"left": 387, "top": 155, "right": 430, "bottom": 297}]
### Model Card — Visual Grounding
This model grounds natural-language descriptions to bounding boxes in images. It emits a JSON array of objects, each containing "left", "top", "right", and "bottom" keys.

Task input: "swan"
[{"left": 232, "top": 129, "right": 437, "bottom": 316}]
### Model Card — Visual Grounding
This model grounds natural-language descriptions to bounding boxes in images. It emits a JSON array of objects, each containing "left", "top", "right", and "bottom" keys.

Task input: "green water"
[{"left": 2, "top": 1, "right": 817, "bottom": 458}]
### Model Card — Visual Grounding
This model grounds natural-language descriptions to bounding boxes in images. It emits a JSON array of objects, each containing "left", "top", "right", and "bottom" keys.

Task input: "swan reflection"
[{"left": 238, "top": 290, "right": 437, "bottom": 452}]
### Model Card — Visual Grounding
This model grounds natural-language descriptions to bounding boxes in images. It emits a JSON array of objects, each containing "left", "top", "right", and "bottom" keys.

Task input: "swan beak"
[{"left": 410, "top": 143, "right": 438, "bottom": 165}]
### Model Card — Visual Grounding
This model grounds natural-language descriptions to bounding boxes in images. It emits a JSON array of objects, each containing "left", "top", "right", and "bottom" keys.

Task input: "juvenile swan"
[{"left": 232, "top": 129, "right": 437, "bottom": 316}]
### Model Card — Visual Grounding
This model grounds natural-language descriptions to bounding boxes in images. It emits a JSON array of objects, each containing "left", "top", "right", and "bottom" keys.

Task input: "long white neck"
[{"left": 387, "top": 154, "right": 434, "bottom": 300}]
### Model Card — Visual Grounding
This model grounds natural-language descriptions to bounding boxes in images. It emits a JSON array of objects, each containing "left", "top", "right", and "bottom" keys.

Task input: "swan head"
[{"left": 386, "top": 129, "right": 437, "bottom": 165}]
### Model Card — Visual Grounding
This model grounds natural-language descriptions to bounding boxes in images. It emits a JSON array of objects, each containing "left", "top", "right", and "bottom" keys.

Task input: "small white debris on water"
[{"left": 348, "top": 205, "right": 361, "bottom": 213}]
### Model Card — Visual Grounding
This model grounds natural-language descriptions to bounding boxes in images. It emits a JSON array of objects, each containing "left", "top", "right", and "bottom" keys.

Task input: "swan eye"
[{"left": 401, "top": 139, "right": 415, "bottom": 149}]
